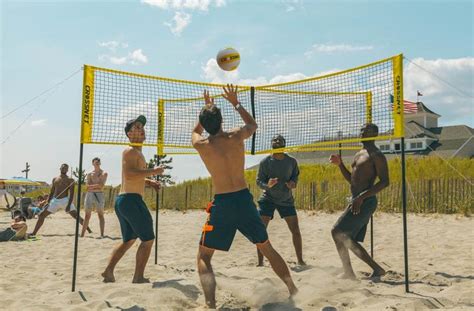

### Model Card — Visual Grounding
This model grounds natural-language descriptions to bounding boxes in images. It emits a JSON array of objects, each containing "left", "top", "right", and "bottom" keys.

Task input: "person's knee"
[
  {"left": 85, "top": 212, "right": 92, "bottom": 219},
  {"left": 331, "top": 227, "right": 343, "bottom": 241}
]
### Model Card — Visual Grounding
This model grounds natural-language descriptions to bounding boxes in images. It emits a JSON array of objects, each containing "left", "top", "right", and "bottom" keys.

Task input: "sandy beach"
[{"left": 0, "top": 209, "right": 472, "bottom": 310}]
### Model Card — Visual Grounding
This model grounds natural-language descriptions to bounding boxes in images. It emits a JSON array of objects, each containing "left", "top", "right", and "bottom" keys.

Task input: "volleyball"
[{"left": 216, "top": 47, "right": 240, "bottom": 71}]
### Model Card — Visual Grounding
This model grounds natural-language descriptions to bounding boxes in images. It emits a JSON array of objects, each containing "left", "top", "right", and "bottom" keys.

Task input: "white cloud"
[
  {"left": 305, "top": 43, "right": 374, "bottom": 58},
  {"left": 142, "top": 0, "right": 226, "bottom": 11},
  {"left": 164, "top": 12, "right": 192, "bottom": 36},
  {"left": 98, "top": 49, "right": 149, "bottom": 65},
  {"left": 98, "top": 40, "right": 128, "bottom": 52},
  {"left": 31, "top": 119, "right": 46, "bottom": 127},
  {"left": 201, "top": 58, "right": 338, "bottom": 86},
  {"left": 404, "top": 57, "right": 474, "bottom": 126},
  {"left": 129, "top": 49, "right": 148, "bottom": 64},
  {"left": 282, "top": 0, "right": 299, "bottom": 12}
]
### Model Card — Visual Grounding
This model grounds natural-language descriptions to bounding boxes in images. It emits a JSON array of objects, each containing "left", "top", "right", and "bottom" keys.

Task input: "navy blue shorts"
[
  {"left": 333, "top": 196, "right": 377, "bottom": 242},
  {"left": 115, "top": 193, "right": 155, "bottom": 242},
  {"left": 200, "top": 189, "right": 269, "bottom": 251},
  {"left": 258, "top": 200, "right": 297, "bottom": 219}
]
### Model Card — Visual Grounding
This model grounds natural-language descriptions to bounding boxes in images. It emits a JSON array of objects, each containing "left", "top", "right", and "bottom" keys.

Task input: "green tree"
[
  {"left": 148, "top": 154, "right": 175, "bottom": 186},
  {"left": 73, "top": 167, "right": 86, "bottom": 185}
]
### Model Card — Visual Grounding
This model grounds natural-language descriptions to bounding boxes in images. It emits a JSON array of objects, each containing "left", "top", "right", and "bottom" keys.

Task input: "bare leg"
[
  {"left": 257, "top": 216, "right": 271, "bottom": 266},
  {"left": 257, "top": 241, "right": 298, "bottom": 296},
  {"left": 98, "top": 210, "right": 105, "bottom": 237},
  {"left": 346, "top": 237, "right": 386, "bottom": 277},
  {"left": 102, "top": 239, "right": 136, "bottom": 282},
  {"left": 331, "top": 228, "right": 357, "bottom": 279},
  {"left": 69, "top": 210, "right": 92, "bottom": 233},
  {"left": 132, "top": 239, "right": 154, "bottom": 283},
  {"left": 81, "top": 210, "right": 92, "bottom": 237},
  {"left": 284, "top": 215, "right": 305, "bottom": 265},
  {"left": 31, "top": 210, "right": 51, "bottom": 235},
  {"left": 197, "top": 245, "right": 216, "bottom": 308}
]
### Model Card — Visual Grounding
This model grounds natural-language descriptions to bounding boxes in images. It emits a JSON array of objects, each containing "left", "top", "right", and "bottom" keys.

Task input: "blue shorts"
[
  {"left": 115, "top": 193, "right": 155, "bottom": 242},
  {"left": 200, "top": 189, "right": 269, "bottom": 251},
  {"left": 258, "top": 200, "right": 297, "bottom": 219},
  {"left": 333, "top": 196, "right": 377, "bottom": 242}
]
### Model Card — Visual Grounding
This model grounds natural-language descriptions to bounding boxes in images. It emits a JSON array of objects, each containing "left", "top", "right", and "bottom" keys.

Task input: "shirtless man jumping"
[
  {"left": 31, "top": 163, "right": 91, "bottom": 236},
  {"left": 102, "top": 115, "right": 162, "bottom": 284},
  {"left": 193, "top": 85, "right": 297, "bottom": 308},
  {"left": 330, "top": 123, "right": 389, "bottom": 279}
]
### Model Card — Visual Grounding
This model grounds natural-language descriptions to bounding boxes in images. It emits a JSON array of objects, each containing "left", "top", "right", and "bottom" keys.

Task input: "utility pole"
[{"left": 21, "top": 162, "right": 31, "bottom": 179}]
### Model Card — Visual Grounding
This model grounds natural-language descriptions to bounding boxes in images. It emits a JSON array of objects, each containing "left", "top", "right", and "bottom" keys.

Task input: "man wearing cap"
[
  {"left": 256, "top": 135, "right": 306, "bottom": 267},
  {"left": 193, "top": 85, "right": 297, "bottom": 308},
  {"left": 102, "top": 115, "right": 163, "bottom": 284}
]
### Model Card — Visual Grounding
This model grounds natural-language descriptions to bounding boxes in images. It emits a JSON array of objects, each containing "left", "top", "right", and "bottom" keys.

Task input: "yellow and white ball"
[{"left": 216, "top": 47, "right": 240, "bottom": 71}]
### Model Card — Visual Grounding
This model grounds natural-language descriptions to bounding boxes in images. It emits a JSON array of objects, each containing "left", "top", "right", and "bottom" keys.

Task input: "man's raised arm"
[{"left": 222, "top": 84, "right": 257, "bottom": 140}]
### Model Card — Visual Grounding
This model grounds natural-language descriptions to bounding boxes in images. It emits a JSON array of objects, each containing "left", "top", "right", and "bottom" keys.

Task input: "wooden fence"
[{"left": 98, "top": 178, "right": 473, "bottom": 214}]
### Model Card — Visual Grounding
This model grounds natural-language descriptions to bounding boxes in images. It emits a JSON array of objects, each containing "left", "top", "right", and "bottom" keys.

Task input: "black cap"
[{"left": 124, "top": 115, "right": 147, "bottom": 135}]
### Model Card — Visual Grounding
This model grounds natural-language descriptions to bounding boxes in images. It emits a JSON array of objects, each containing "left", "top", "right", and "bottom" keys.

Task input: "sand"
[{"left": 0, "top": 209, "right": 472, "bottom": 310}]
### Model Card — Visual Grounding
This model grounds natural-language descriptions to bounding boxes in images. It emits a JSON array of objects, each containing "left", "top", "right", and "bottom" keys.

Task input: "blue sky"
[{"left": 1, "top": 0, "right": 473, "bottom": 185}]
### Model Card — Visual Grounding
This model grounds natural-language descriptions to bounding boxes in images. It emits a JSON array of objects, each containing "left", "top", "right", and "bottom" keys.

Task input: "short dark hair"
[
  {"left": 61, "top": 163, "right": 68, "bottom": 168},
  {"left": 363, "top": 123, "right": 379, "bottom": 134},
  {"left": 92, "top": 157, "right": 100, "bottom": 164},
  {"left": 199, "top": 106, "right": 222, "bottom": 135}
]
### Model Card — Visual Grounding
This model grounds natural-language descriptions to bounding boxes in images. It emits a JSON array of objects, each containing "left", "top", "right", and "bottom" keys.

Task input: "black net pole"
[
  {"left": 154, "top": 175, "right": 159, "bottom": 265},
  {"left": 250, "top": 87, "right": 256, "bottom": 155},
  {"left": 401, "top": 137, "right": 409, "bottom": 292},
  {"left": 370, "top": 217, "right": 374, "bottom": 258},
  {"left": 72, "top": 143, "right": 84, "bottom": 292}
]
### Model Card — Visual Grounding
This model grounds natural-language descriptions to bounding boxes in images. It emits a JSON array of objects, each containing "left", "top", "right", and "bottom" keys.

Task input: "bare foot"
[
  {"left": 257, "top": 263, "right": 264, "bottom": 267},
  {"left": 101, "top": 270, "right": 115, "bottom": 283},
  {"left": 337, "top": 272, "right": 357, "bottom": 280},
  {"left": 289, "top": 285, "right": 298, "bottom": 297},
  {"left": 80, "top": 232, "right": 85, "bottom": 238},
  {"left": 298, "top": 261, "right": 307, "bottom": 266},
  {"left": 205, "top": 299, "right": 216, "bottom": 309},
  {"left": 370, "top": 268, "right": 386, "bottom": 278},
  {"left": 132, "top": 277, "right": 150, "bottom": 284}
]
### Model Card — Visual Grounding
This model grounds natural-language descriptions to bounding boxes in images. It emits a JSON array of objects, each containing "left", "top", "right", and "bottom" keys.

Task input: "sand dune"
[{"left": 0, "top": 210, "right": 472, "bottom": 310}]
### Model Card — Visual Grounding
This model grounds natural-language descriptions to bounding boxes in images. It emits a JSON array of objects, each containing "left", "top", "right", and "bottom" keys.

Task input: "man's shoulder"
[
  {"left": 285, "top": 154, "right": 298, "bottom": 162},
  {"left": 260, "top": 155, "right": 272, "bottom": 164}
]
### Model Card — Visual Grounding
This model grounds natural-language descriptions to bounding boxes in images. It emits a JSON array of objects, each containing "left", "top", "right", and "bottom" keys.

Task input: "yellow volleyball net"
[{"left": 80, "top": 54, "right": 403, "bottom": 154}]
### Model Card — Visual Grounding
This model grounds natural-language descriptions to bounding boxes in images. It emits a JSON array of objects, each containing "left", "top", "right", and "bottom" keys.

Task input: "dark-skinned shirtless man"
[
  {"left": 330, "top": 123, "right": 389, "bottom": 279},
  {"left": 31, "top": 163, "right": 91, "bottom": 236}
]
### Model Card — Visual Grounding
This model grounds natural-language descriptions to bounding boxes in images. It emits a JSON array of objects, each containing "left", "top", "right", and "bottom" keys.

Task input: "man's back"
[{"left": 196, "top": 129, "right": 247, "bottom": 194}]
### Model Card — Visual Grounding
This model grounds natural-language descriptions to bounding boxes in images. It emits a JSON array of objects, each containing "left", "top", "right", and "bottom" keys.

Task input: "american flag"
[{"left": 390, "top": 95, "right": 419, "bottom": 114}]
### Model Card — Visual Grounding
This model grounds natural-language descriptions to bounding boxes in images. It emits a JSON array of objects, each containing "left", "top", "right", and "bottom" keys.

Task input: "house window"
[
  {"left": 394, "top": 143, "right": 401, "bottom": 151},
  {"left": 379, "top": 144, "right": 390, "bottom": 151},
  {"left": 410, "top": 142, "right": 423, "bottom": 149}
]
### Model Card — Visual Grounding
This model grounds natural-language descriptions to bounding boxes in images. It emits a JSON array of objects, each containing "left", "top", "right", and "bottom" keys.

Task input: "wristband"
[{"left": 234, "top": 103, "right": 241, "bottom": 110}]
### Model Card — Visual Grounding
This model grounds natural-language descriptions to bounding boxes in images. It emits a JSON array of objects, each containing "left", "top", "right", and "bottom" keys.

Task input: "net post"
[
  {"left": 72, "top": 143, "right": 84, "bottom": 292},
  {"left": 155, "top": 100, "right": 164, "bottom": 265},
  {"left": 370, "top": 216, "right": 374, "bottom": 258},
  {"left": 154, "top": 159, "right": 160, "bottom": 265},
  {"left": 401, "top": 137, "right": 409, "bottom": 292},
  {"left": 250, "top": 87, "right": 256, "bottom": 155}
]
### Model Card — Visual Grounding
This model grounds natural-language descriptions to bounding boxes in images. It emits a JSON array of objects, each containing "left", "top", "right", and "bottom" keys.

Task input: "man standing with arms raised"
[
  {"left": 102, "top": 115, "right": 162, "bottom": 284},
  {"left": 193, "top": 85, "right": 297, "bottom": 308}
]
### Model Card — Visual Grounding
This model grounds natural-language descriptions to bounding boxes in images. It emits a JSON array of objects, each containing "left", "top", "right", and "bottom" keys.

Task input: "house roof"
[{"left": 416, "top": 102, "right": 441, "bottom": 116}]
